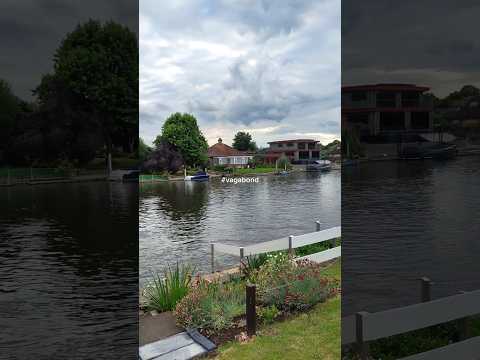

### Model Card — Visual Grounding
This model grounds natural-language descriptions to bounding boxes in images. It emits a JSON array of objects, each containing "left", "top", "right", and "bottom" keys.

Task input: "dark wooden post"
[
  {"left": 458, "top": 291, "right": 470, "bottom": 340},
  {"left": 210, "top": 243, "right": 215, "bottom": 273},
  {"left": 420, "top": 277, "right": 432, "bottom": 302},
  {"left": 356, "top": 312, "right": 370, "bottom": 360},
  {"left": 246, "top": 284, "right": 256, "bottom": 337},
  {"left": 288, "top": 235, "right": 294, "bottom": 258}
]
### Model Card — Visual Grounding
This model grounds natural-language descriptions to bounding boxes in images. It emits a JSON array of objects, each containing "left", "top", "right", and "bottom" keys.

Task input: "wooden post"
[
  {"left": 210, "top": 243, "right": 215, "bottom": 273},
  {"left": 316, "top": 221, "right": 321, "bottom": 232},
  {"left": 356, "top": 312, "right": 370, "bottom": 360},
  {"left": 239, "top": 247, "right": 244, "bottom": 268},
  {"left": 246, "top": 284, "right": 256, "bottom": 337},
  {"left": 288, "top": 235, "right": 294, "bottom": 258},
  {"left": 420, "top": 277, "right": 432, "bottom": 302},
  {"left": 458, "top": 291, "right": 470, "bottom": 340}
]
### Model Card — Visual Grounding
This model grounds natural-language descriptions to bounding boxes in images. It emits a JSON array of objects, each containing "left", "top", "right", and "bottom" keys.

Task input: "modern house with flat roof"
[
  {"left": 342, "top": 84, "right": 434, "bottom": 140},
  {"left": 208, "top": 138, "right": 253, "bottom": 168},
  {"left": 265, "top": 139, "right": 322, "bottom": 164}
]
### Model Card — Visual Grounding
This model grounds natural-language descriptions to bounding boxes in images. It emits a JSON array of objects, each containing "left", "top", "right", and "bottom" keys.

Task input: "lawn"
[
  {"left": 230, "top": 167, "right": 276, "bottom": 175},
  {"left": 214, "top": 260, "right": 341, "bottom": 360}
]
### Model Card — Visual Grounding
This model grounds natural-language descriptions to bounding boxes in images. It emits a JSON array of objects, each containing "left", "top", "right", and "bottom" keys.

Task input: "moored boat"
[
  {"left": 306, "top": 159, "right": 332, "bottom": 172},
  {"left": 185, "top": 170, "right": 209, "bottom": 181}
]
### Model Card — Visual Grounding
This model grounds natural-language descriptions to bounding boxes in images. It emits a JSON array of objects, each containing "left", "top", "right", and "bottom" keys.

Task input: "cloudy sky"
[
  {"left": 0, "top": 0, "right": 137, "bottom": 101},
  {"left": 343, "top": 0, "right": 480, "bottom": 97},
  {"left": 140, "top": 0, "right": 341, "bottom": 147}
]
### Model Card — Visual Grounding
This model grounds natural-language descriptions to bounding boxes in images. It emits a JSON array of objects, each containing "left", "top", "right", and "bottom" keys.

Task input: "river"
[
  {"left": 342, "top": 156, "right": 480, "bottom": 315},
  {"left": 139, "top": 171, "right": 341, "bottom": 286},
  {"left": 0, "top": 182, "right": 138, "bottom": 359}
]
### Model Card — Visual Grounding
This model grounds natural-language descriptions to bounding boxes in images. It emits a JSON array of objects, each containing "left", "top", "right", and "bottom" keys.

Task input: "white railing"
[
  {"left": 210, "top": 222, "right": 341, "bottom": 272},
  {"left": 342, "top": 285, "right": 480, "bottom": 359}
]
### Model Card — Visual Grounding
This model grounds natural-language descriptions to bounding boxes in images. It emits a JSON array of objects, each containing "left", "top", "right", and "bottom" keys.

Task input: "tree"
[
  {"left": 51, "top": 20, "right": 138, "bottom": 174},
  {"left": 143, "top": 140, "right": 183, "bottom": 174},
  {"left": 139, "top": 138, "right": 152, "bottom": 163},
  {"left": 156, "top": 113, "right": 208, "bottom": 167},
  {"left": 232, "top": 131, "right": 256, "bottom": 151},
  {"left": 0, "top": 80, "right": 20, "bottom": 162}
]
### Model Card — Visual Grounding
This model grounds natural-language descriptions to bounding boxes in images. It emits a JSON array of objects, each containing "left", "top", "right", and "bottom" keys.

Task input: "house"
[
  {"left": 265, "top": 139, "right": 322, "bottom": 164},
  {"left": 208, "top": 138, "right": 253, "bottom": 168},
  {"left": 342, "top": 83, "right": 434, "bottom": 140}
]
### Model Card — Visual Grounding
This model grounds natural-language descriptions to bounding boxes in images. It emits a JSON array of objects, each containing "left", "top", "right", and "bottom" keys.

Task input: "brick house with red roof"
[{"left": 208, "top": 138, "right": 253, "bottom": 168}]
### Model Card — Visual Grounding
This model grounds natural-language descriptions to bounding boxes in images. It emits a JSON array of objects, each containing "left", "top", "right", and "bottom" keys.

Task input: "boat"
[
  {"left": 185, "top": 170, "right": 209, "bottom": 181},
  {"left": 399, "top": 143, "right": 457, "bottom": 160},
  {"left": 306, "top": 159, "right": 332, "bottom": 172}
]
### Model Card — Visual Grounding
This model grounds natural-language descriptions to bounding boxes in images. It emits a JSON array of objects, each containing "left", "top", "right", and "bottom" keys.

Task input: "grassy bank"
[
  {"left": 228, "top": 167, "right": 276, "bottom": 175},
  {"left": 214, "top": 260, "right": 341, "bottom": 360}
]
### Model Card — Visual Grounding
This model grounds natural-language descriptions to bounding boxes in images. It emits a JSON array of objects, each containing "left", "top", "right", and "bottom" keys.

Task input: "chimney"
[{"left": 218, "top": 138, "right": 222, "bottom": 143}]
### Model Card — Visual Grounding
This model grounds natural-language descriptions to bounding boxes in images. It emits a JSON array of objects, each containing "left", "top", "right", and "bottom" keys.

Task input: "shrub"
[
  {"left": 144, "top": 263, "right": 194, "bottom": 312},
  {"left": 256, "top": 255, "right": 338, "bottom": 311},
  {"left": 258, "top": 304, "right": 280, "bottom": 324},
  {"left": 240, "top": 254, "right": 268, "bottom": 282},
  {"left": 175, "top": 279, "right": 245, "bottom": 333}
]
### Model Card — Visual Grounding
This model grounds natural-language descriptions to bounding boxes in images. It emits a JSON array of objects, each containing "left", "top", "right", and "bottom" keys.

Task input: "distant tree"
[
  {"left": 50, "top": 20, "right": 138, "bottom": 174},
  {"left": 156, "top": 113, "right": 208, "bottom": 167},
  {"left": 0, "top": 80, "right": 20, "bottom": 162},
  {"left": 232, "top": 131, "right": 256, "bottom": 151},
  {"left": 143, "top": 140, "right": 183, "bottom": 174},
  {"left": 276, "top": 155, "right": 292, "bottom": 171},
  {"left": 139, "top": 138, "right": 152, "bottom": 163}
]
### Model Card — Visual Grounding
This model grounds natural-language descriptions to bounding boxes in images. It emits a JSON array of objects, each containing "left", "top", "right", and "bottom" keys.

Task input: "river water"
[
  {"left": 139, "top": 171, "right": 341, "bottom": 286},
  {"left": 0, "top": 182, "right": 138, "bottom": 359},
  {"left": 342, "top": 156, "right": 480, "bottom": 315}
]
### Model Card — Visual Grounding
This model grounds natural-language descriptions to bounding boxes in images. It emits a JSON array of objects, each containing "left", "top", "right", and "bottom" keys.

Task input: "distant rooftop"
[
  {"left": 342, "top": 83, "right": 430, "bottom": 92},
  {"left": 208, "top": 138, "right": 249, "bottom": 157},
  {"left": 267, "top": 139, "right": 318, "bottom": 144}
]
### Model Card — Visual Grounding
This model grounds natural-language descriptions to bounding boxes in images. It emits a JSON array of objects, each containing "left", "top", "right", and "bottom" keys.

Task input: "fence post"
[
  {"left": 419, "top": 277, "right": 432, "bottom": 302},
  {"left": 210, "top": 243, "right": 215, "bottom": 273},
  {"left": 288, "top": 235, "right": 294, "bottom": 258},
  {"left": 458, "top": 291, "right": 470, "bottom": 340},
  {"left": 246, "top": 284, "right": 256, "bottom": 337},
  {"left": 356, "top": 312, "right": 370, "bottom": 360},
  {"left": 239, "top": 247, "right": 244, "bottom": 268},
  {"left": 316, "top": 221, "right": 321, "bottom": 232}
]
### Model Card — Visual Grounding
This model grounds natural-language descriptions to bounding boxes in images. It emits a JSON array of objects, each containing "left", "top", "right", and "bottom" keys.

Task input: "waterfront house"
[
  {"left": 342, "top": 83, "right": 433, "bottom": 139},
  {"left": 265, "top": 139, "right": 323, "bottom": 164},
  {"left": 208, "top": 138, "right": 253, "bottom": 168}
]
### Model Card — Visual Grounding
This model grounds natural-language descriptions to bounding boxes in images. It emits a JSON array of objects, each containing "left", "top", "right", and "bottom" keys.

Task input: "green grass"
[
  {"left": 229, "top": 167, "right": 276, "bottom": 175},
  {"left": 214, "top": 259, "right": 341, "bottom": 360},
  {"left": 215, "top": 296, "right": 340, "bottom": 360}
]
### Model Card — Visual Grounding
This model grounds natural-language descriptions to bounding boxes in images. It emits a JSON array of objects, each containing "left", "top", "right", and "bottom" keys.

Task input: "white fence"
[
  {"left": 210, "top": 222, "right": 341, "bottom": 272},
  {"left": 343, "top": 287, "right": 480, "bottom": 359}
]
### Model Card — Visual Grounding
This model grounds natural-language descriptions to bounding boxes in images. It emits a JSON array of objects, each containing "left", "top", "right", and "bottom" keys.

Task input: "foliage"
[
  {"left": 142, "top": 140, "right": 183, "bottom": 174},
  {"left": 157, "top": 113, "right": 208, "bottom": 167},
  {"left": 139, "top": 137, "right": 152, "bottom": 163},
  {"left": 342, "top": 128, "right": 364, "bottom": 158},
  {"left": 0, "top": 80, "right": 20, "bottom": 152},
  {"left": 240, "top": 254, "right": 269, "bottom": 282},
  {"left": 232, "top": 131, "right": 257, "bottom": 151},
  {"left": 213, "top": 164, "right": 230, "bottom": 172},
  {"left": 258, "top": 305, "right": 280, "bottom": 324},
  {"left": 144, "top": 263, "right": 194, "bottom": 312},
  {"left": 255, "top": 254, "right": 338, "bottom": 311},
  {"left": 175, "top": 279, "right": 245, "bottom": 333},
  {"left": 276, "top": 155, "right": 292, "bottom": 171}
]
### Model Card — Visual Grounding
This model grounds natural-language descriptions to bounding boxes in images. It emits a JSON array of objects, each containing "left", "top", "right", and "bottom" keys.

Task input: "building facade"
[
  {"left": 208, "top": 138, "right": 253, "bottom": 168},
  {"left": 342, "top": 84, "right": 434, "bottom": 139},
  {"left": 265, "top": 139, "right": 322, "bottom": 164}
]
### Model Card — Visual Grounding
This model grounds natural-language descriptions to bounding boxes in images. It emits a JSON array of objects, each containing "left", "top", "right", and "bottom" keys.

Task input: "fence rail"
[
  {"left": 210, "top": 222, "right": 341, "bottom": 272},
  {"left": 342, "top": 278, "right": 480, "bottom": 359}
]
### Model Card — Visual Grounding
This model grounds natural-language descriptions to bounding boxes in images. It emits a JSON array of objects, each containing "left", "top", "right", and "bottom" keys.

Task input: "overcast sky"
[
  {"left": 0, "top": 0, "right": 137, "bottom": 101},
  {"left": 343, "top": 0, "right": 480, "bottom": 97},
  {"left": 140, "top": 0, "right": 341, "bottom": 148}
]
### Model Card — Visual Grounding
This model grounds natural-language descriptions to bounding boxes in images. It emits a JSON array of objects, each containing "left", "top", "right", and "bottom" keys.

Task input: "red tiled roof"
[
  {"left": 342, "top": 83, "right": 429, "bottom": 92},
  {"left": 208, "top": 142, "right": 249, "bottom": 157}
]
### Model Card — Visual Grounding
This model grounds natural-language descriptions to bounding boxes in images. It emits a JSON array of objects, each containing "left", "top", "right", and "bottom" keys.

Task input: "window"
[
  {"left": 352, "top": 91, "right": 367, "bottom": 102},
  {"left": 411, "top": 112, "right": 430, "bottom": 129},
  {"left": 380, "top": 112, "right": 405, "bottom": 131},
  {"left": 287, "top": 143, "right": 294, "bottom": 147},
  {"left": 277, "top": 143, "right": 283, "bottom": 148},
  {"left": 377, "top": 92, "right": 396, "bottom": 107},
  {"left": 285, "top": 152, "right": 294, "bottom": 156},
  {"left": 311, "top": 151, "right": 320, "bottom": 159},
  {"left": 299, "top": 151, "right": 309, "bottom": 159},
  {"left": 298, "top": 143, "right": 305, "bottom": 149},
  {"left": 308, "top": 143, "right": 315, "bottom": 150},
  {"left": 402, "top": 91, "right": 420, "bottom": 107}
]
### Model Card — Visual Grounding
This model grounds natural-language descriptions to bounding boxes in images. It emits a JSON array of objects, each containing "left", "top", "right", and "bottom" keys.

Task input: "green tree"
[
  {"left": 139, "top": 137, "right": 152, "bottom": 163},
  {"left": 232, "top": 131, "right": 256, "bottom": 151},
  {"left": 0, "top": 79, "right": 20, "bottom": 161},
  {"left": 50, "top": 20, "right": 138, "bottom": 174},
  {"left": 155, "top": 113, "right": 208, "bottom": 167}
]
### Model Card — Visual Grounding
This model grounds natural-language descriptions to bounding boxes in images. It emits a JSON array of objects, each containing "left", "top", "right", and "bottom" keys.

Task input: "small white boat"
[
  {"left": 185, "top": 170, "right": 209, "bottom": 181},
  {"left": 306, "top": 160, "right": 331, "bottom": 172}
]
